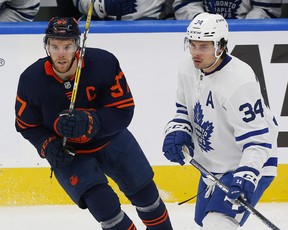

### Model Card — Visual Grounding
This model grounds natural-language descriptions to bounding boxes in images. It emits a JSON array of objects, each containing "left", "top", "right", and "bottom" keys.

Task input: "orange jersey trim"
[
  {"left": 104, "top": 98, "right": 134, "bottom": 109},
  {"left": 117, "top": 102, "right": 135, "bottom": 109},
  {"left": 16, "top": 117, "right": 40, "bottom": 130},
  {"left": 44, "top": 61, "right": 63, "bottom": 83},
  {"left": 16, "top": 95, "right": 27, "bottom": 116},
  {"left": 75, "top": 142, "right": 110, "bottom": 154}
]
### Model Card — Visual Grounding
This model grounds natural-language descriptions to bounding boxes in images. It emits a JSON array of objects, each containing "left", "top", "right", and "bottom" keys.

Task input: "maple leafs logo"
[
  {"left": 193, "top": 101, "right": 214, "bottom": 152},
  {"left": 205, "top": 0, "right": 242, "bottom": 19}
]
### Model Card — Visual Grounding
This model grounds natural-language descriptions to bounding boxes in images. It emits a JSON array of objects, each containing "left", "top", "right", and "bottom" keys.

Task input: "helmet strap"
[{"left": 202, "top": 47, "right": 223, "bottom": 72}]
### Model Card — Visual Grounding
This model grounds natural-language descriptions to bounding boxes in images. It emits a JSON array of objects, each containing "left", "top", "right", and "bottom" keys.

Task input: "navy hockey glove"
[
  {"left": 105, "top": 0, "right": 136, "bottom": 16},
  {"left": 56, "top": 109, "right": 100, "bottom": 139},
  {"left": 37, "top": 136, "right": 74, "bottom": 169},
  {"left": 226, "top": 166, "right": 259, "bottom": 213},
  {"left": 162, "top": 121, "right": 194, "bottom": 165},
  {"left": 95, "top": 0, "right": 136, "bottom": 17}
]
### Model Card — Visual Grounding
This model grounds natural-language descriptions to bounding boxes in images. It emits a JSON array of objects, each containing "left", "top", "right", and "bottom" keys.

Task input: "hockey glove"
[
  {"left": 226, "top": 166, "right": 259, "bottom": 213},
  {"left": 106, "top": 0, "right": 136, "bottom": 16},
  {"left": 95, "top": 0, "right": 137, "bottom": 17},
  {"left": 56, "top": 109, "right": 100, "bottom": 139},
  {"left": 37, "top": 136, "right": 74, "bottom": 169},
  {"left": 162, "top": 121, "right": 194, "bottom": 166}
]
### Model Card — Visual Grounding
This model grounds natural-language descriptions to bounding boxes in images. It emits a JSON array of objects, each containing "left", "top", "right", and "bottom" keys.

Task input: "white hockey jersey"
[
  {"left": 73, "top": 0, "right": 165, "bottom": 20},
  {"left": 0, "top": 0, "right": 40, "bottom": 22},
  {"left": 173, "top": 54, "right": 278, "bottom": 176},
  {"left": 173, "top": 0, "right": 282, "bottom": 19}
]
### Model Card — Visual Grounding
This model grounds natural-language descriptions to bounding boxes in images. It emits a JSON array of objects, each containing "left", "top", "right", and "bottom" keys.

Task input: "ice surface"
[{"left": 0, "top": 203, "right": 287, "bottom": 229}]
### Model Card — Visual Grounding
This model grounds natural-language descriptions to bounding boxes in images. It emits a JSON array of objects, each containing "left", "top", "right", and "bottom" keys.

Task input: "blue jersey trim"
[
  {"left": 176, "top": 110, "right": 188, "bottom": 115},
  {"left": 176, "top": 102, "right": 187, "bottom": 109},
  {"left": 263, "top": 157, "right": 278, "bottom": 167},
  {"left": 1, "top": 19, "right": 288, "bottom": 34},
  {"left": 235, "top": 128, "right": 269, "bottom": 141}
]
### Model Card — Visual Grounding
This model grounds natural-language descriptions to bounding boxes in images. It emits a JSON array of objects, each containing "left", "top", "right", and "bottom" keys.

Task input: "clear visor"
[{"left": 184, "top": 38, "right": 216, "bottom": 55}]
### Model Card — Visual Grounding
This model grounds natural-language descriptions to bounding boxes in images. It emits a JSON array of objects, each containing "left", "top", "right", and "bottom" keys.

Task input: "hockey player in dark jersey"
[{"left": 15, "top": 17, "right": 173, "bottom": 230}]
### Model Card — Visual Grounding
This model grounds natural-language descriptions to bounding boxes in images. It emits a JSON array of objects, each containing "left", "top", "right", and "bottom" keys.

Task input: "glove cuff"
[
  {"left": 164, "top": 120, "right": 193, "bottom": 136},
  {"left": 234, "top": 166, "right": 259, "bottom": 187},
  {"left": 94, "top": 0, "right": 107, "bottom": 18},
  {"left": 85, "top": 110, "right": 100, "bottom": 138},
  {"left": 36, "top": 135, "right": 57, "bottom": 158}
]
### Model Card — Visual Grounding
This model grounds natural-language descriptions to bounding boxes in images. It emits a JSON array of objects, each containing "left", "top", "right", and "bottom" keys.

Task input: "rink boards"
[
  {"left": 0, "top": 20, "right": 288, "bottom": 205},
  {"left": 1, "top": 165, "right": 288, "bottom": 206}
]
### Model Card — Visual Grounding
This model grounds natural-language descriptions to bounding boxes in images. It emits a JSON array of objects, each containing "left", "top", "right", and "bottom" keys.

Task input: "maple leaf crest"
[{"left": 193, "top": 101, "right": 214, "bottom": 152}]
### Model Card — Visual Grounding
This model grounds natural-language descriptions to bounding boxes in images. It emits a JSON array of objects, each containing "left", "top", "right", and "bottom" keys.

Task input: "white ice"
[{"left": 0, "top": 203, "right": 287, "bottom": 230}]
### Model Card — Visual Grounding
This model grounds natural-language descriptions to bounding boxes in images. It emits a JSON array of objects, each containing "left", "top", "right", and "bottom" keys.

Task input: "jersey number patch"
[{"left": 239, "top": 99, "right": 264, "bottom": 122}]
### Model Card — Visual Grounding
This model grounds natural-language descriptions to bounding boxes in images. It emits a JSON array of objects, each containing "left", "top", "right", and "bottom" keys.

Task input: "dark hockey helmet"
[{"left": 44, "top": 17, "right": 81, "bottom": 46}]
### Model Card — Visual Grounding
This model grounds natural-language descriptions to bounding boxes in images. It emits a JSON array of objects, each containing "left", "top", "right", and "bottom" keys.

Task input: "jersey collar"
[{"left": 202, "top": 55, "right": 232, "bottom": 76}]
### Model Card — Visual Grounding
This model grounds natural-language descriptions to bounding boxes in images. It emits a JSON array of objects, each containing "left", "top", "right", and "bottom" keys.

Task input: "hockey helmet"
[
  {"left": 187, "top": 13, "right": 228, "bottom": 47},
  {"left": 44, "top": 17, "right": 81, "bottom": 45}
]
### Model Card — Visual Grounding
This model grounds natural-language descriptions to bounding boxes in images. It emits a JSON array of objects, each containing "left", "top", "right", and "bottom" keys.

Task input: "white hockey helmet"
[{"left": 187, "top": 13, "right": 228, "bottom": 47}]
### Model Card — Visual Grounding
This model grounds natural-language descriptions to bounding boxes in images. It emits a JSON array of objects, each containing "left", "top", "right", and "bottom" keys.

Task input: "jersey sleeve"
[
  {"left": 164, "top": 62, "right": 193, "bottom": 133},
  {"left": 246, "top": 0, "right": 282, "bottom": 18},
  {"left": 94, "top": 62, "right": 135, "bottom": 139},
  {"left": 174, "top": 68, "right": 190, "bottom": 122},
  {"left": 225, "top": 81, "right": 278, "bottom": 172},
  {"left": 0, "top": 0, "right": 40, "bottom": 22},
  {"left": 173, "top": 0, "right": 204, "bottom": 20},
  {"left": 15, "top": 75, "right": 52, "bottom": 148}
]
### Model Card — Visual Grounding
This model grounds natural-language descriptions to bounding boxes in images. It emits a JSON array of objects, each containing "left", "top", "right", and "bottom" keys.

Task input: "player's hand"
[
  {"left": 162, "top": 131, "right": 194, "bottom": 165},
  {"left": 37, "top": 136, "right": 74, "bottom": 169},
  {"left": 225, "top": 166, "right": 259, "bottom": 213},
  {"left": 104, "top": 0, "right": 137, "bottom": 17},
  {"left": 56, "top": 109, "right": 100, "bottom": 139}
]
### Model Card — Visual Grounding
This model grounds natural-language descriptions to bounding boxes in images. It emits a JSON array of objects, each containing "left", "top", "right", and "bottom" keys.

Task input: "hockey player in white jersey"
[
  {"left": 173, "top": 0, "right": 282, "bottom": 20},
  {"left": 162, "top": 12, "right": 279, "bottom": 229},
  {"left": 73, "top": 0, "right": 165, "bottom": 20},
  {"left": 0, "top": 0, "right": 40, "bottom": 22}
]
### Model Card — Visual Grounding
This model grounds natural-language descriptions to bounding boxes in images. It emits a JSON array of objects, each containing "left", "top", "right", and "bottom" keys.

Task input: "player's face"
[
  {"left": 189, "top": 40, "right": 217, "bottom": 70},
  {"left": 47, "top": 38, "right": 78, "bottom": 73}
]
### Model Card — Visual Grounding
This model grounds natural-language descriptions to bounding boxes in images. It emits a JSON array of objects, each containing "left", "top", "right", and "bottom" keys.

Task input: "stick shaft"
[
  {"left": 63, "top": 0, "right": 95, "bottom": 147},
  {"left": 69, "top": 0, "right": 95, "bottom": 110}
]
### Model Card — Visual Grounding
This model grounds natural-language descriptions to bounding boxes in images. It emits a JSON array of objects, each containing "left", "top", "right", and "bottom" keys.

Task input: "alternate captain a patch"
[{"left": 193, "top": 101, "right": 214, "bottom": 152}]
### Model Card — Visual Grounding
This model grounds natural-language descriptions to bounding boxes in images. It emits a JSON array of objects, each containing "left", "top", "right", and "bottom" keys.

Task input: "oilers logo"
[{"left": 194, "top": 101, "right": 214, "bottom": 152}]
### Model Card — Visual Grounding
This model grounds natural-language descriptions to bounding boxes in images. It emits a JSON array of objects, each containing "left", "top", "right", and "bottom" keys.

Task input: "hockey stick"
[
  {"left": 62, "top": 0, "right": 95, "bottom": 149},
  {"left": 182, "top": 145, "right": 280, "bottom": 230}
]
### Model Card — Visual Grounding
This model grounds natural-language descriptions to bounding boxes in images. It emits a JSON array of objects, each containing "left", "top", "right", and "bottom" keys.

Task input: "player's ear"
[
  {"left": 217, "top": 38, "right": 228, "bottom": 55},
  {"left": 216, "top": 41, "right": 225, "bottom": 56},
  {"left": 43, "top": 36, "right": 51, "bottom": 56}
]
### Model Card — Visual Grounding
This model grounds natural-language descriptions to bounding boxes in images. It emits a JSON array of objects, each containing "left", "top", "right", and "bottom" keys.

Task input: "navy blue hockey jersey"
[{"left": 15, "top": 48, "right": 134, "bottom": 154}]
